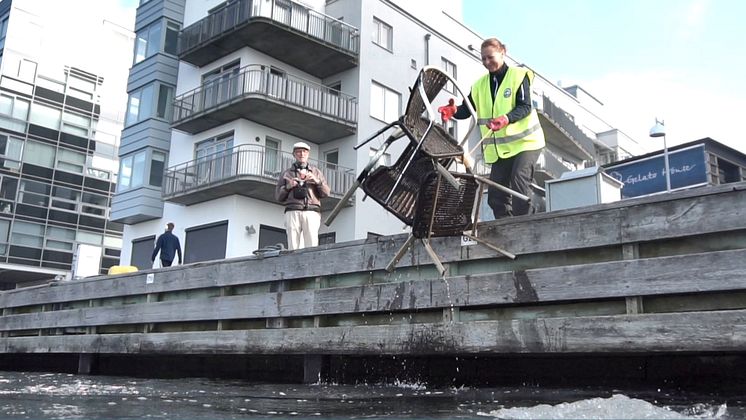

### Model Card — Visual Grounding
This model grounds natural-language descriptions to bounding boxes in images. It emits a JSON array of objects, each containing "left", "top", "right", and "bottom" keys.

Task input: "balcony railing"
[
  {"left": 163, "top": 144, "right": 355, "bottom": 207},
  {"left": 172, "top": 64, "right": 358, "bottom": 140},
  {"left": 178, "top": 0, "right": 359, "bottom": 75}
]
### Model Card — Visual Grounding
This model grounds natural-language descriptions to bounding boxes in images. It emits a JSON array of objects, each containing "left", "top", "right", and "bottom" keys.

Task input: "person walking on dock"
[
  {"left": 275, "top": 142, "right": 330, "bottom": 250},
  {"left": 152, "top": 222, "right": 182, "bottom": 267},
  {"left": 439, "top": 37, "right": 545, "bottom": 219}
]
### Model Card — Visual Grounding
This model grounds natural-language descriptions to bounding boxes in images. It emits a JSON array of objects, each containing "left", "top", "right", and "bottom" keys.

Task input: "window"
[
  {"left": 264, "top": 137, "right": 280, "bottom": 175},
  {"left": 0, "top": 94, "right": 30, "bottom": 132},
  {"left": 125, "top": 82, "right": 174, "bottom": 126},
  {"left": 61, "top": 111, "right": 92, "bottom": 137},
  {"left": 258, "top": 224, "right": 287, "bottom": 250},
  {"left": 324, "top": 149, "right": 338, "bottom": 171},
  {"left": 18, "top": 180, "right": 50, "bottom": 207},
  {"left": 202, "top": 62, "right": 241, "bottom": 108},
  {"left": 319, "top": 232, "right": 336, "bottom": 246},
  {"left": 370, "top": 81, "right": 400, "bottom": 122},
  {"left": 134, "top": 20, "right": 162, "bottom": 64},
  {"left": 29, "top": 102, "right": 62, "bottom": 130},
  {"left": 372, "top": 17, "right": 392, "bottom": 51},
  {"left": 184, "top": 221, "right": 228, "bottom": 264},
  {"left": 134, "top": 19, "right": 181, "bottom": 64},
  {"left": 0, "top": 16, "right": 8, "bottom": 41},
  {"left": 195, "top": 133, "right": 233, "bottom": 183},
  {"left": 0, "top": 134, "right": 23, "bottom": 170},
  {"left": 22, "top": 140, "right": 55, "bottom": 168},
  {"left": 0, "top": 177, "right": 17, "bottom": 214},
  {"left": 441, "top": 57, "right": 457, "bottom": 93},
  {"left": 164, "top": 21, "right": 180, "bottom": 55},
  {"left": 118, "top": 149, "right": 167, "bottom": 191},
  {"left": 11, "top": 221, "right": 44, "bottom": 248},
  {"left": 118, "top": 150, "right": 145, "bottom": 191},
  {"left": 149, "top": 151, "right": 166, "bottom": 187},
  {"left": 51, "top": 185, "right": 80, "bottom": 212},
  {"left": 56, "top": 147, "right": 86, "bottom": 174},
  {"left": 45, "top": 226, "right": 76, "bottom": 251},
  {"left": 81, "top": 192, "right": 108, "bottom": 218}
]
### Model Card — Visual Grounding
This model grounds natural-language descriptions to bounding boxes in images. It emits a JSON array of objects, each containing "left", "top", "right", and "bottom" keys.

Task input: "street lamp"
[{"left": 649, "top": 118, "right": 671, "bottom": 192}]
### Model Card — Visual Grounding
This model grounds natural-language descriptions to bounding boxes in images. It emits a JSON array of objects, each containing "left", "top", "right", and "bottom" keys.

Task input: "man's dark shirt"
[{"left": 152, "top": 231, "right": 182, "bottom": 263}]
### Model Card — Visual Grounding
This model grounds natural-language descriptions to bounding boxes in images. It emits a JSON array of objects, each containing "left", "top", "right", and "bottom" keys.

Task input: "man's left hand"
[{"left": 487, "top": 115, "right": 509, "bottom": 131}]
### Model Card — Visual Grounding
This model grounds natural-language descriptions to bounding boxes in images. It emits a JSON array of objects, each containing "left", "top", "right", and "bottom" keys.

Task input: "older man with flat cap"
[{"left": 275, "top": 142, "right": 330, "bottom": 250}]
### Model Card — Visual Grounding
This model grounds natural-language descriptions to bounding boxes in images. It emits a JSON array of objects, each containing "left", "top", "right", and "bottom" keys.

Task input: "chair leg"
[
  {"left": 421, "top": 238, "right": 447, "bottom": 277},
  {"left": 385, "top": 234, "right": 416, "bottom": 273},
  {"left": 324, "top": 179, "right": 360, "bottom": 226},
  {"left": 463, "top": 233, "right": 516, "bottom": 260}
]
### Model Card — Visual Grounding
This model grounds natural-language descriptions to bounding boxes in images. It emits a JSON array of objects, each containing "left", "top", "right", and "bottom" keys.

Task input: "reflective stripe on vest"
[{"left": 471, "top": 67, "right": 545, "bottom": 163}]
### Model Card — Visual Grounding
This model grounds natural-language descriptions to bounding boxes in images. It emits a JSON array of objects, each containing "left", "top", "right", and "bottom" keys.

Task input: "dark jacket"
[
  {"left": 152, "top": 231, "right": 182, "bottom": 263},
  {"left": 275, "top": 163, "right": 330, "bottom": 212}
]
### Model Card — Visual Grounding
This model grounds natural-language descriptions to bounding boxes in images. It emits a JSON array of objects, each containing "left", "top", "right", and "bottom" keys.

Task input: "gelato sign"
[{"left": 605, "top": 145, "right": 708, "bottom": 198}]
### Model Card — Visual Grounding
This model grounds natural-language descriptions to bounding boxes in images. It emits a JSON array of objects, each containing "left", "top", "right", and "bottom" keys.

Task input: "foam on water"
[{"left": 481, "top": 394, "right": 727, "bottom": 419}]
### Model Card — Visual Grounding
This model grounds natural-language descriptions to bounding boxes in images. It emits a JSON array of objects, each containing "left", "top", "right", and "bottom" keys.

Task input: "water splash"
[{"left": 480, "top": 394, "right": 727, "bottom": 419}]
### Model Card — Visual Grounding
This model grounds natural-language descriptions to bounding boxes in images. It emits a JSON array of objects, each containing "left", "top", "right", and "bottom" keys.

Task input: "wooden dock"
[{"left": 2, "top": 182, "right": 746, "bottom": 385}]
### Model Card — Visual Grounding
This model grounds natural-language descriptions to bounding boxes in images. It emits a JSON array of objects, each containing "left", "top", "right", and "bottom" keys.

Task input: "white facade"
[{"left": 117, "top": 0, "right": 630, "bottom": 266}]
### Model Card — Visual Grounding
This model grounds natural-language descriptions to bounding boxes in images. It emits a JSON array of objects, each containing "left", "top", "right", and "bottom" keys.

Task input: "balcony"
[
  {"left": 538, "top": 95, "right": 597, "bottom": 162},
  {"left": 163, "top": 144, "right": 355, "bottom": 209},
  {"left": 172, "top": 64, "right": 357, "bottom": 142},
  {"left": 178, "top": 0, "right": 359, "bottom": 78}
]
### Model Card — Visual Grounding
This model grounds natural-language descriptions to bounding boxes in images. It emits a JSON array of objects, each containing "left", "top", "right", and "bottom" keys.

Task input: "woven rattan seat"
[{"left": 325, "top": 66, "right": 518, "bottom": 275}]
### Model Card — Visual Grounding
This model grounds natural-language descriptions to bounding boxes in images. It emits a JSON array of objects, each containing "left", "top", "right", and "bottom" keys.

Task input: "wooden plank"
[
  {"left": 2, "top": 184, "right": 746, "bottom": 309},
  {"left": 3, "top": 248, "right": 746, "bottom": 331},
  {"left": 2, "top": 309, "right": 745, "bottom": 355}
]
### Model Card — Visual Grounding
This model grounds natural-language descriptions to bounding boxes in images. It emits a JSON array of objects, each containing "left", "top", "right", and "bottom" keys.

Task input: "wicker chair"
[{"left": 325, "top": 66, "right": 516, "bottom": 275}]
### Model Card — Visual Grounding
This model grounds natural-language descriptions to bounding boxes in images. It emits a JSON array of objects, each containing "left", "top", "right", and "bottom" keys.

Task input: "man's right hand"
[{"left": 437, "top": 99, "right": 457, "bottom": 122}]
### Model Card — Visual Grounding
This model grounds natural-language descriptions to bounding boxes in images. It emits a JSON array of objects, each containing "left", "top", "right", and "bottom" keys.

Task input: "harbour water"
[{"left": 0, "top": 371, "right": 740, "bottom": 419}]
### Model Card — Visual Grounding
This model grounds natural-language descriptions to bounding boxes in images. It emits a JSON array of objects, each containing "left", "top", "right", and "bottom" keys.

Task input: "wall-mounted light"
[{"left": 245, "top": 225, "right": 256, "bottom": 234}]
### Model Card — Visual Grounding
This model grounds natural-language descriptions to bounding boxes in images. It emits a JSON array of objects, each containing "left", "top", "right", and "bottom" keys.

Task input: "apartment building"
[
  {"left": 0, "top": 0, "right": 133, "bottom": 288},
  {"left": 113, "top": 0, "right": 625, "bottom": 268}
]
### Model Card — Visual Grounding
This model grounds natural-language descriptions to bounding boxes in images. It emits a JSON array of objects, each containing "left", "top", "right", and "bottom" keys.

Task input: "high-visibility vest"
[{"left": 472, "top": 67, "right": 545, "bottom": 163}]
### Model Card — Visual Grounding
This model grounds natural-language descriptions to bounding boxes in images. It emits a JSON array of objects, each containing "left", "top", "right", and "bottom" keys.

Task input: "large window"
[
  {"left": 125, "top": 82, "right": 174, "bottom": 126},
  {"left": 370, "top": 81, "right": 400, "bottom": 122},
  {"left": 22, "top": 140, "right": 55, "bottom": 168},
  {"left": 134, "top": 19, "right": 180, "bottom": 64},
  {"left": 372, "top": 17, "right": 392, "bottom": 51},
  {"left": 118, "top": 148, "right": 166, "bottom": 192},
  {"left": 29, "top": 102, "right": 62, "bottom": 130}
]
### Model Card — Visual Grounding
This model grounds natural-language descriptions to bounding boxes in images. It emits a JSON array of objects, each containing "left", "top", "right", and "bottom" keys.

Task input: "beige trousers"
[{"left": 284, "top": 210, "right": 321, "bottom": 250}]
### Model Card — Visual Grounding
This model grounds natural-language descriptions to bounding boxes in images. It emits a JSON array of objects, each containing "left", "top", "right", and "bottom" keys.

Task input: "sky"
[{"left": 463, "top": 0, "right": 746, "bottom": 153}]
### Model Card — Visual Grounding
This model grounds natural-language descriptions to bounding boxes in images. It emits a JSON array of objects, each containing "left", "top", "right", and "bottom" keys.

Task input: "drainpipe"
[{"left": 424, "top": 33, "right": 431, "bottom": 66}]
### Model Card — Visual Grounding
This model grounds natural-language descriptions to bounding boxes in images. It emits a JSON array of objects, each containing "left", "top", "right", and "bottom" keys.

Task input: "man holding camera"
[{"left": 275, "top": 142, "right": 330, "bottom": 250}]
